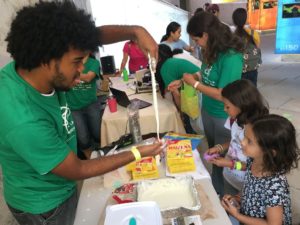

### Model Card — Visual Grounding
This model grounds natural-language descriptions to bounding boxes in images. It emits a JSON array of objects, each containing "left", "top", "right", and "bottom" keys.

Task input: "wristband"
[
  {"left": 235, "top": 161, "right": 242, "bottom": 171},
  {"left": 131, "top": 146, "right": 141, "bottom": 161},
  {"left": 193, "top": 81, "right": 200, "bottom": 89},
  {"left": 230, "top": 160, "right": 235, "bottom": 170}
]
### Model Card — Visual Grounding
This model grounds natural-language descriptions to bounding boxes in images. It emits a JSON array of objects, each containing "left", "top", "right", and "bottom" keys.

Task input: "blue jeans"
[
  {"left": 7, "top": 190, "right": 78, "bottom": 225},
  {"left": 72, "top": 98, "right": 103, "bottom": 152},
  {"left": 201, "top": 109, "right": 231, "bottom": 197},
  {"left": 242, "top": 70, "right": 258, "bottom": 87}
]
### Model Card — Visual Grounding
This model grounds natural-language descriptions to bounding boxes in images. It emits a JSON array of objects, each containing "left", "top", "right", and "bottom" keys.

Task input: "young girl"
[
  {"left": 206, "top": 79, "right": 269, "bottom": 195},
  {"left": 232, "top": 8, "right": 261, "bottom": 86},
  {"left": 222, "top": 114, "right": 300, "bottom": 225}
]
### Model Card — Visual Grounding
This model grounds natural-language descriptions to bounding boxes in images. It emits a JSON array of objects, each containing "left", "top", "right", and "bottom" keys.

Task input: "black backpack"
[{"left": 243, "top": 30, "right": 262, "bottom": 73}]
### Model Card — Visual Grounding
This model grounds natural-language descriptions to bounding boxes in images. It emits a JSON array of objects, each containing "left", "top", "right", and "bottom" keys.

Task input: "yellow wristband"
[
  {"left": 235, "top": 161, "right": 242, "bottom": 171},
  {"left": 131, "top": 146, "right": 141, "bottom": 161}
]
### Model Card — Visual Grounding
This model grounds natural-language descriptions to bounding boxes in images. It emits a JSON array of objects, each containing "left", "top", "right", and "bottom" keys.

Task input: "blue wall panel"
[{"left": 275, "top": 0, "right": 300, "bottom": 53}]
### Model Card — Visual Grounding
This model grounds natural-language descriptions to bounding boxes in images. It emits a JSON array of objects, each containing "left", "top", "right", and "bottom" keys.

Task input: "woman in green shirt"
[{"left": 169, "top": 12, "right": 244, "bottom": 197}]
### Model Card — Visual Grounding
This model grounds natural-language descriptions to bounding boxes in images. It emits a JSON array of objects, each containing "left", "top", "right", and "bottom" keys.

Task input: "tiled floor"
[
  {"left": 0, "top": 33, "right": 299, "bottom": 225},
  {"left": 258, "top": 33, "right": 300, "bottom": 140}
]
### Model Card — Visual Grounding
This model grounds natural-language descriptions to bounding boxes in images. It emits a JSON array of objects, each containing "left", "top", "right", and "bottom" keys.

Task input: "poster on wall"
[{"left": 275, "top": 0, "right": 300, "bottom": 53}]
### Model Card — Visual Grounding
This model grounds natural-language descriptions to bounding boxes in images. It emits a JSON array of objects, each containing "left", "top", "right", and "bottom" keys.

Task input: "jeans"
[
  {"left": 201, "top": 109, "right": 231, "bottom": 197},
  {"left": 7, "top": 190, "right": 78, "bottom": 225},
  {"left": 242, "top": 70, "right": 258, "bottom": 87},
  {"left": 72, "top": 98, "right": 103, "bottom": 153}
]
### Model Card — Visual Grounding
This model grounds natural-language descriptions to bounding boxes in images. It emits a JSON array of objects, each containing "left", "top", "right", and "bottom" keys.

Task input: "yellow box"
[
  {"left": 126, "top": 157, "right": 159, "bottom": 180},
  {"left": 166, "top": 139, "right": 196, "bottom": 173}
]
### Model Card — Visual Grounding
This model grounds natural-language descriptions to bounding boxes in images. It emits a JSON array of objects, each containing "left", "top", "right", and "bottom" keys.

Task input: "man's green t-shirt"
[
  {"left": 0, "top": 62, "right": 77, "bottom": 214},
  {"left": 161, "top": 58, "right": 200, "bottom": 87},
  {"left": 66, "top": 57, "right": 100, "bottom": 110},
  {"left": 201, "top": 49, "right": 243, "bottom": 118}
]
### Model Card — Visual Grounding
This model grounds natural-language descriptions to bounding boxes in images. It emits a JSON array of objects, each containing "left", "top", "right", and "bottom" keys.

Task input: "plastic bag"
[{"left": 180, "top": 83, "right": 200, "bottom": 120}]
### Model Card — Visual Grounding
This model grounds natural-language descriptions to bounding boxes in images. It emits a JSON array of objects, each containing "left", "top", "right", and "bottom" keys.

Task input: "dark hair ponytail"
[
  {"left": 160, "top": 22, "right": 181, "bottom": 43},
  {"left": 155, "top": 44, "right": 173, "bottom": 96},
  {"left": 160, "top": 34, "right": 168, "bottom": 42},
  {"left": 232, "top": 8, "right": 256, "bottom": 46}
]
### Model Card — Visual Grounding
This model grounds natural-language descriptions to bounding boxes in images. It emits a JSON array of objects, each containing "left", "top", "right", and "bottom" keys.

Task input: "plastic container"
[
  {"left": 127, "top": 103, "right": 142, "bottom": 143},
  {"left": 107, "top": 93, "right": 117, "bottom": 113},
  {"left": 104, "top": 201, "right": 163, "bottom": 225},
  {"left": 137, "top": 176, "right": 201, "bottom": 212}
]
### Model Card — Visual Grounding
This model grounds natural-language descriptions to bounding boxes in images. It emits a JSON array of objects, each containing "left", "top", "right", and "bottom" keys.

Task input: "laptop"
[{"left": 109, "top": 87, "right": 152, "bottom": 109}]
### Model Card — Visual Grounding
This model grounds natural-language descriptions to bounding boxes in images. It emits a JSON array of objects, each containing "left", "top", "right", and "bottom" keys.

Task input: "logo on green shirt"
[{"left": 61, "top": 105, "right": 75, "bottom": 134}]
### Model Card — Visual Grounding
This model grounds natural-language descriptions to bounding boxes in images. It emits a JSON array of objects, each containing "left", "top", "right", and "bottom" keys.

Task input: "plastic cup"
[{"left": 107, "top": 97, "right": 117, "bottom": 113}]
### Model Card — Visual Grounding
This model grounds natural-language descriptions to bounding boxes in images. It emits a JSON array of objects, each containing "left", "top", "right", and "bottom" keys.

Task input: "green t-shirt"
[
  {"left": 161, "top": 58, "right": 200, "bottom": 87},
  {"left": 66, "top": 57, "right": 100, "bottom": 110},
  {"left": 201, "top": 49, "right": 243, "bottom": 118},
  {"left": 0, "top": 62, "right": 77, "bottom": 214}
]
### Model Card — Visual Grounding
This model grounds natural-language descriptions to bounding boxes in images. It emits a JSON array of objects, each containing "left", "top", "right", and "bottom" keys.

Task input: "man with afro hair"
[{"left": 0, "top": 1, "right": 160, "bottom": 225}]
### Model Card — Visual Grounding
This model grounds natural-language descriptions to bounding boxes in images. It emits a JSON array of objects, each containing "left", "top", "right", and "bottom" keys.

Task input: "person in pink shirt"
[{"left": 119, "top": 40, "right": 148, "bottom": 74}]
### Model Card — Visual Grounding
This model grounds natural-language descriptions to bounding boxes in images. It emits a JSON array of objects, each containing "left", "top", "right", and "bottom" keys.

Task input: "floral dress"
[{"left": 240, "top": 158, "right": 292, "bottom": 225}]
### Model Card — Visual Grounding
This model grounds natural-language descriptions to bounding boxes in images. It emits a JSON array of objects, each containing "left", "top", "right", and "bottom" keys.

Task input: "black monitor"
[{"left": 100, "top": 56, "right": 115, "bottom": 74}]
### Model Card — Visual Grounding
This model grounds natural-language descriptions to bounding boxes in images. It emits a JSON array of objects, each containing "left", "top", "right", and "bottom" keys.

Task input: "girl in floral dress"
[{"left": 222, "top": 114, "right": 300, "bottom": 225}]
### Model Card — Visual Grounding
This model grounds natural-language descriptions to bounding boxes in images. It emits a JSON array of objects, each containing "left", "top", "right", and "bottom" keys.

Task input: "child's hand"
[
  {"left": 206, "top": 146, "right": 220, "bottom": 155},
  {"left": 203, "top": 147, "right": 221, "bottom": 162},
  {"left": 211, "top": 157, "right": 231, "bottom": 168},
  {"left": 221, "top": 194, "right": 240, "bottom": 218}
]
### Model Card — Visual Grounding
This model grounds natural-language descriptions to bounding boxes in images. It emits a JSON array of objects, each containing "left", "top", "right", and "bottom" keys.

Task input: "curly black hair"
[
  {"left": 187, "top": 12, "right": 244, "bottom": 66},
  {"left": 251, "top": 114, "right": 300, "bottom": 174},
  {"left": 6, "top": 1, "right": 100, "bottom": 70},
  {"left": 221, "top": 79, "right": 269, "bottom": 127}
]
